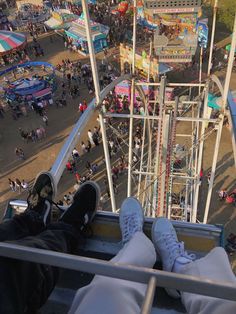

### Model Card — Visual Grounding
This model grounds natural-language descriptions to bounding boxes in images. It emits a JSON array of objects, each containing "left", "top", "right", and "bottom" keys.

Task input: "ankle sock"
[{"left": 173, "top": 256, "right": 192, "bottom": 273}]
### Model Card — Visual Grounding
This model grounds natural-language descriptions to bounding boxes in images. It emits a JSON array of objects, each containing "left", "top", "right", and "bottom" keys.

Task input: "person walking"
[
  {"left": 199, "top": 168, "right": 203, "bottom": 185},
  {"left": 82, "top": 100, "right": 87, "bottom": 112},
  {"left": 8, "top": 178, "right": 16, "bottom": 192},
  {"left": 21, "top": 179, "right": 29, "bottom": 192},
  {"left": 79, "top": 103, "right": 84, "bottom": 115},
  {"left": 15, "top": 147, "right": 25, "bottom": 160},
  {"left": 72, "top": 148, "right": 80, "bottom": 161},
  {"left": 87, "top": 141, "right": 92, "bottom": 152},
  {"left": 81, "top": 141, "right": 88, "bottom": 154},
  {"left": 92, "top": 131, "right": 100, "bottom": 146},
  {"left": 15, "top": 178, "right": 22, "bottom": 193},
  {"left": 88, "top": 129, "right": 95, "bottom": 146},
  {"left": 42, "top": 114, "right": 49, "bottom": 126}
]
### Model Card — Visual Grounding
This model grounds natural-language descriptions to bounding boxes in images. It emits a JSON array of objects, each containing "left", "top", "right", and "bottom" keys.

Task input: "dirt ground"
[{"left": 0, "top": 32, "right": 236, "bottom": 267}]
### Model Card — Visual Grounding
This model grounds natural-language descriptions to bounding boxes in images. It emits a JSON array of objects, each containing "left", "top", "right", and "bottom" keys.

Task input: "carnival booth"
[
  {"left": 44, "top": 9, "right": 78, "bottom": 30},
  {"left": 139, "top": 0, "right": 202, "bottom": 63},
  {"left": 65, "top": 14, "right": 109, "bottom": 54}
]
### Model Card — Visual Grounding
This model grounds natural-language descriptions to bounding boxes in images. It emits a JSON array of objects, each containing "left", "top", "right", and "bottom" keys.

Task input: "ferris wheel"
[{"left": 47, "top": 0, "right": 236, "bottom": 225}]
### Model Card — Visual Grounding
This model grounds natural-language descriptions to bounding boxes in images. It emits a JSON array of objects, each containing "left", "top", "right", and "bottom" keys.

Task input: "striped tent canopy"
[{"left": 0, "top": 31, "right": 27, "bottom": 56}]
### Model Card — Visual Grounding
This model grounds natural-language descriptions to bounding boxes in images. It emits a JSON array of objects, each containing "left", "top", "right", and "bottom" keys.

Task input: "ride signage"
[{"left": 153, "top": 7, "right": 195, "bottom": 14}]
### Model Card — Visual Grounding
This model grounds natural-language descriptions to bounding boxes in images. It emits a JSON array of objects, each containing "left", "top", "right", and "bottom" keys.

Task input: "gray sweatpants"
[{"left": 69, "top": 232, "right": 236, "bottom": 314}]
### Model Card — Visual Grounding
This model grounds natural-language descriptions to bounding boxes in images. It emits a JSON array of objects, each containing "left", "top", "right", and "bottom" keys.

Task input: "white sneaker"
[
  {"left": 152, "top": 217, "right": 195, "bottom": 298},
  {"left": 119, "top": 197, "right": 144, "bottom": 244}
]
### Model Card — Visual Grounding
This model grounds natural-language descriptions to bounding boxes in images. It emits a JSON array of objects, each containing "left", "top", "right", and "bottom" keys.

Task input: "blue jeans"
[{"left": 0, "top": 211, "right": 79, "bottom": 314}]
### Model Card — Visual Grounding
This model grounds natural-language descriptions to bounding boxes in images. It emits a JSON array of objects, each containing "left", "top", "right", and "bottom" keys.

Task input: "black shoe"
[
  {"left": 59, "top": 181, "right": 100, "bottom": 230},
  {"left": 27, "top": 172, "right": 55, "bottom": 225}
]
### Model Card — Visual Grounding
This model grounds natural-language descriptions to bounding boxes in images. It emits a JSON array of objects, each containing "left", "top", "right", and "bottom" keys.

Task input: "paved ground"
[{"left": 1, "top": 31, "right": 236, "bottom": 268}]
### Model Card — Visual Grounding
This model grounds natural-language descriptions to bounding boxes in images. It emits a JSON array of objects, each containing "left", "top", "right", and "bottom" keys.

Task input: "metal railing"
[{"left": 0, "top": 242, "right": 235, "bottom": 314}]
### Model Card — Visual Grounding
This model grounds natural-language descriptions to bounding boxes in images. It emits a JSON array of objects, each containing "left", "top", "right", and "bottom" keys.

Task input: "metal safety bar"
[
  {"left": 141, "top": 276, "right": 157, "bottom": 314},
  {"left": 0, "top": 242, "right": 235, "bottom": 303}
]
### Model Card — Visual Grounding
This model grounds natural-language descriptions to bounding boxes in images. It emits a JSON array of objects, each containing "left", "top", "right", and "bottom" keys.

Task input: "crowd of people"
[
  {"left": 18, "top": 126, "right": 46, "bottom": 143},
  {"left": 8, "top": 178, "right": 29, "bottom": 193}
]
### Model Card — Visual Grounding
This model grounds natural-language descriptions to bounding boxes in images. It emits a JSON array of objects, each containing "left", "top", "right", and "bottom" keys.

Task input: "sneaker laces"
[
  {"left": 123, "top": 213, "right": 142, "bottom": 243},
  {"left": 164, "top": 233, "right": 196, "bottom": 261}
]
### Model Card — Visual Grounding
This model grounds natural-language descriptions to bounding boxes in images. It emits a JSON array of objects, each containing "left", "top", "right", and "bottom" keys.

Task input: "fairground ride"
[{"left": 1, "top": 0, "right": 236, "bottom": 312}]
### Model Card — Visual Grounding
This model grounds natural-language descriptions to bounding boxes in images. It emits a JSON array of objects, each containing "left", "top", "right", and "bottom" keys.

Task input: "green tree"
[{"left": 218, "top": 0, "right": 236, "bottom": 31}]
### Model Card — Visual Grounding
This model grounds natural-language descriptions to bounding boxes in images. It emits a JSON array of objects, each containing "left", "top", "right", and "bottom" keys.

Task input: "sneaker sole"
[
  {"left": 79, "top": 181, "right": 101, "bottom": 218},
  {"left": 33, "top": 171, "right": 56, "bottom": 200}
]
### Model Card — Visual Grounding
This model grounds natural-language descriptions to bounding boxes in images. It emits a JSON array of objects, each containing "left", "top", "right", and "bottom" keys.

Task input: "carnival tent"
[{"left": 0, "top": 31, "right": 26, "bottom": 56}]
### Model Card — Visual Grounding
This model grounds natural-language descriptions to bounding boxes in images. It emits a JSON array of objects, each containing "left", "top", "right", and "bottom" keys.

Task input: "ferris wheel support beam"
[
  {"left": 81, "top": 0, "right": 100, "bottom": 104},
  {"left": 193, "top": 103, "right": 201, "bottom": 219},
  {"left": 191, "top": 83, "right": 209, "bottom": 223},
  {"left": 131, "top": 0, "right": 137, "bottom": 75},
  {"left": 207, "top": 0, "right": 218, "bottom": 76},
  {"left": 127, "top": 0, "right": 137, "bottom": 197},
  {"left": 204, "top": 14, "right": 236, "bottom": 224},
  {"left": 199, "top": 46, "right": 203, "bottom": 95},
  {"left": 127, "top": 79, "right": 135, "bottom": 197},
  {"left": 154, "top": 76, "right": 166, "bottom": 217},
  {"left": 188, "top": 102, "right": 196, "bottom": 219},
  {"left": 81, "top": 0, "right": 116, "bottom": 212},
  {"left": 137, "top": 41, "right": 153, "bottom": 203},
  {"left": 137, "top": 99, "right": 148, "bottom": 198}
]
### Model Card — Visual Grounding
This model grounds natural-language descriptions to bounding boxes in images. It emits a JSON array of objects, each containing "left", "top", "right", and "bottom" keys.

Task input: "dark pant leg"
[
  {"left": 0, "top": 222, "right": 80, "bottom": 314},
  {"left": 0, "top": 211, "right": 45, "bottom": 242}
]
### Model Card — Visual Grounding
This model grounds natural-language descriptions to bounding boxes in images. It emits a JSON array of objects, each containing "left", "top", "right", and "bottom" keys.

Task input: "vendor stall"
[{"left": 65, "top": 14, "right": 109, "bottom": 54}]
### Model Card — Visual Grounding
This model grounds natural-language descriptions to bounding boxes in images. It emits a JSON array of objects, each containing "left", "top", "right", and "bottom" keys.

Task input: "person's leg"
[
  {"left": 69, "top": 197, "right": 156, "bottom": 314},
  {"left": 0, "top": 222, "right": 79, "bottom": 314},
  {"left": 0, "top": 181, "right": 101, "bottom": 314},
  {"left": 179, "top": 247, "right": 236, "bottom": 314},
  {"left": 152, "top": 218, "right": 236, "bottom": 314},
  {"left": 0, "top": 210, "right": 45, "bottom": 241}
]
